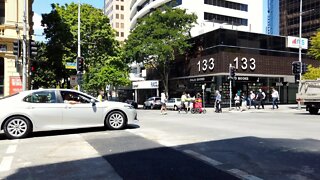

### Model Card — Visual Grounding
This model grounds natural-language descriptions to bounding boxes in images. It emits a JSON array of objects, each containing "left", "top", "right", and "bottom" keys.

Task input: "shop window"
[{"left": 0, "top": 0, "right": 5, "bottom": 24}]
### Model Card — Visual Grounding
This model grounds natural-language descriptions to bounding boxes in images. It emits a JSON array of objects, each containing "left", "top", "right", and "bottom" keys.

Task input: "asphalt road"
[{"left": 0, "top": 105, "right": 319, "bottom": 180}]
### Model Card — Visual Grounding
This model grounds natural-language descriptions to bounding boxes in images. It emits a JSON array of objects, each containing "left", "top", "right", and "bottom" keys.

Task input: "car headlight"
[{"left": 124, "top": 104, "right": 134, "bottom": 109}]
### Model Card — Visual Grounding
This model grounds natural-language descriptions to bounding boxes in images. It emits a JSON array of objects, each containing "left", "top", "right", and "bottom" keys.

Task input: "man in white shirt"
[{"left": 271, "top": 87, "right": 279, "bottom": 109}]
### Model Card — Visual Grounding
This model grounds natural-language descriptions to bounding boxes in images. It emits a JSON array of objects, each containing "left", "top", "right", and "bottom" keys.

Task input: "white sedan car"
[{"left": 0, "top": 89, "right": 138, "bottom": 139}]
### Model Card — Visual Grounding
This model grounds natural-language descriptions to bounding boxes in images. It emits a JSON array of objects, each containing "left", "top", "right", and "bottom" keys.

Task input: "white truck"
[{"left": 296, "top": 79, "right": 320, "bottom": 114}]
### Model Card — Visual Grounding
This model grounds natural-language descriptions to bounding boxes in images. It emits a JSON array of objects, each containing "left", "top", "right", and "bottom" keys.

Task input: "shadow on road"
[
  {"left": 0, "top": 125, "right": 140, "bottom": 140},
  {"left": 2, "top": 132, "right": 320, "bottom": 180}
]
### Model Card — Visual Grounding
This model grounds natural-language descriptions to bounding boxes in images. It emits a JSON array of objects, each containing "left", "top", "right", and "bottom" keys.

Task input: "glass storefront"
[{"left": 169, "top": 75, "right": 299, "bottom": 107}]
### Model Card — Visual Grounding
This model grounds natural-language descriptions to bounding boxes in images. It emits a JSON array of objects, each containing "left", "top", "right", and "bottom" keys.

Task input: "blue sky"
[{"left": 33, "top": 0, "right": 104, "bottom": 41}]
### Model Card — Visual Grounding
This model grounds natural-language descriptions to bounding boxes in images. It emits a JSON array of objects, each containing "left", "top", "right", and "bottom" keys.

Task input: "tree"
[
  {"left": 308, "top": 30, "right": 320, "bottom": 61},
  {"left": 30, "top": 42, "right": 58, "bottom": 89},
  {"left": 304, "top": 29, "right": 320, "bottom": 80},
  {"left": 124, "top": 6, "right": 197, "bottom": 96},
  {"left": 40, "top": 3, "right": 129, "bottom": 92},
  {"left": 302, "top": 65, "right": 320, "bottom": 80}
]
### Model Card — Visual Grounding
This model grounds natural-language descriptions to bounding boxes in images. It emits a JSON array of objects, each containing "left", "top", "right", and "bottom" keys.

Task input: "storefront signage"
[
  {"left": 0, "top": 44, "right": 7, "bottom": 52},
  {"left": 233, "top": 57, "right": 256, "bottom": 71},
  {"left": 9, "top": 76, "right": 22, "bottom": 95},
  {"left": 132, "top": 80, "right": 159, "bottom": 89},
  {"left": 286, "top": 36, "right": 308, "bottom": 49},
  {"left": 196, "top": 56, "right": 256, "bottom": 73},
  {"left": 190, "top": 77, "right": 205, "bottom": 82},
  {"left": 235, "top": 76, "right": 249, "bottom": 81}
]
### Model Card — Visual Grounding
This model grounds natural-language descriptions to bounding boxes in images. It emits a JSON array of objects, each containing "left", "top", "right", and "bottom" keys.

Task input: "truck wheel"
[{"left": 309, "top": 107, "right": 319, "bottom": 115}]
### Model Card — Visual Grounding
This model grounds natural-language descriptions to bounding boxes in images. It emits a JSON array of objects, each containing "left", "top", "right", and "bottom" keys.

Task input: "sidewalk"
[{"left": 220, "top": 104, "right": 306, "bottom": 113}]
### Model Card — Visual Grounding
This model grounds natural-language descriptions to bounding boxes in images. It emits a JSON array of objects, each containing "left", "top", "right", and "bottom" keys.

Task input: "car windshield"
[{"left": 155, "top": 98, "right": 161, "bottom": 101}]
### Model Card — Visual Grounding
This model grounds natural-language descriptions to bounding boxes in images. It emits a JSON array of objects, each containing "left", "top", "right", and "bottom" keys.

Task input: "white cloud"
[
  {"left": 33, "top": 12, "right": 46, "bottom": 41},
  {"left": 33, "top": 12, "right": 43, "bottom": 31}
]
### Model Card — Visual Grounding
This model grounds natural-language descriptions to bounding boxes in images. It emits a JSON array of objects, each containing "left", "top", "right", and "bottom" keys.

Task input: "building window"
[
  {"left": 121, "top": 32, "right": 124, "bottom": 37},
  {"left": 204, "top": 12, "right": 248, "bottom": 26},
  {"left": 116, "top": 22, "right": 119, "bottom": 28},
  {"left": 121, "top": 23, "right": 124, "bottom": 28},
  {"left": 121, "top": 6, "right": 124, "bottom": 11},
  {"left": 204, "top": 0, "right": 248, "bottom": 12},
  {"left": 121, "top": 14, "right": 124, "bottom": 19},
  {"left": 116, "top": 31, "right": 119, "bottom": 37},
  {"left": 116, "top": 14, "right": 119, "bottom": 19},
  {"left": 0, "top": 0, "right": 5, "bottom": 24},
  {"left": 116, "top": 5, "right": 119, "bottom": 10}
]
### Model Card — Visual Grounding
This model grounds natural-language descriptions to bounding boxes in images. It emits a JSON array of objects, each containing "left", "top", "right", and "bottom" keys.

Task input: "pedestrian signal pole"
[
  {"left": 77, "top": 0, "right": 82, "bottom": 91},
  {"left": 229, "top": 64, "right": 232, "bottom": 111}
]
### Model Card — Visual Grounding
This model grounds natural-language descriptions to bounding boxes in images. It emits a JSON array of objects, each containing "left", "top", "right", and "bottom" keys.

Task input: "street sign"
[{"left": 65, "top": 62, "right": 76, "bottom": 69}]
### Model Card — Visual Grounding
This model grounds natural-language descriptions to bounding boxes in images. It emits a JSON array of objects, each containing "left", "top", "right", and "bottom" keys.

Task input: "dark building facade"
[
  {"left": 280, "top": 0, "right": 320, "bottom": 38},
  {"left": 167, "top": 29, "right": 320, "bottom": 106}
]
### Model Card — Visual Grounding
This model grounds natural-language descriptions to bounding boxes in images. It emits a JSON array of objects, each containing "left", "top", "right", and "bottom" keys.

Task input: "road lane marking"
[
  {"left": 183, "top": 150, "right": 222, "bottom": 166},
  {"left": 0, "top": 156, "right": 13, "bottom": 172},
  {"left": 6, "top": 145, "right": 17, "bottom": 154},
  {"left": 183, "top": 150, "right": 263, "bottom": 180},
  {"left": 228, "top": 169, "right": 263, "bottom": 180}
]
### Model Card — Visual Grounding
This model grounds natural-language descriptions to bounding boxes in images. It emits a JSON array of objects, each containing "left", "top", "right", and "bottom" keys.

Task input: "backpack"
[{"left": 257, "top": 93, "right": 263, "bottom": 100}]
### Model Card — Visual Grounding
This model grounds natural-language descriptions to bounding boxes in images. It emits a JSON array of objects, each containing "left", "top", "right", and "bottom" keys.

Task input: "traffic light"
[
  {"left": 229, "top": 66, "right": 236, "bottom": 78},
  {"left": 13, "top": 40, "right": 21, "bottom": 57},
  {"left": 29, "top": 40, "right": 38, "bottom": 59},
  {"left": 292, "top": 61, "right": 301, "bottom": 74},
  {"left": 76, "top": 57, "right": 84, "bottom": 72},
  {"left": 30, "top": 60, "right": 37, "bottom": 76},
  {"left": 302, "top": 63, "right": 308, "bottom": 74}
]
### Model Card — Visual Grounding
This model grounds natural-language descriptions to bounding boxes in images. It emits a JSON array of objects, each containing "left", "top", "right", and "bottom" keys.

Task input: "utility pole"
[
  {"left": 229, "top": 64, "right": 232, "bottom": 111},
  {"left": 22, "top": 0, "right": 27, "bottom": 91},
  {"left": 77, "top": 0, "right": 82, "bottom": 91},
  {"left": 298, "top": 0, "right": 302, "bottom": 110}
]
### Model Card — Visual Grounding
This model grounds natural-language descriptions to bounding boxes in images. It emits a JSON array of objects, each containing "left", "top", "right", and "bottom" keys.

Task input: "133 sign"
[
  {"left": 233, "top": 57, "right": 256, "bottom": 71},
  {"left": 197, "top": 58, "right": 215, "bottom": 72}
]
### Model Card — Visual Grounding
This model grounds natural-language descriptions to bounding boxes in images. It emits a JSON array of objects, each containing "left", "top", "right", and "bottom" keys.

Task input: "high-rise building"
[
  {"left": 0, "top": 0, "right": 34, "bottom": 96},
  {"left": 267, "top": 0, "right": 280, "bottom": 35},
  {"left": 280, "top": 0, "right": 320, "bottom": 38},
  {"left": 104, "top": 0, "right": 130, "bottom": 42},
  {"left": 129, "top": 0, "right": 265, "bottom": 37}
]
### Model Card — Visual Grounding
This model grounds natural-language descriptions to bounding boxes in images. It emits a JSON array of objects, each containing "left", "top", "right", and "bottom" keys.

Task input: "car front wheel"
[
  {"left": 4, "top": 116, "right": 32, "bottom": 139},
  {"left": 105, "top": 111, "right": 126, "bottom": 130}
]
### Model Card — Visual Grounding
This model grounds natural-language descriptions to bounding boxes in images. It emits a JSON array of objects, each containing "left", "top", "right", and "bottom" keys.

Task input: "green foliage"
[
  {"left": 308, "top": 30, "right": 320, "bottom": 61},
  {"left": 38, "top": 3, "right": 128, "bottom": 92},
  {"left": 31, "top": 42, "right": 58, "bottom": 89},
  {"left": 302, "top": 65, "right": 320, "bottom": 80},
  {"left": 124, "top": 6, "right": 197, "bottom": 94}
]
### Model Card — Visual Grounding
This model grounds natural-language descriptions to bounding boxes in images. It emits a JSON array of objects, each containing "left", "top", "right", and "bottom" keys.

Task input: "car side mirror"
[{"left": 90, "top": 99, "right": 96, "bottom": 106}]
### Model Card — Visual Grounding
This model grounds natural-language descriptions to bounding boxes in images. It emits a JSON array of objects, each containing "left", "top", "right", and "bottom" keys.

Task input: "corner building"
[
  {"left": 166, "top": 29, "right": 320, "bottom": 106},
  {"left": 0, "top": 0, "right": 34, "bottom": 97}
]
